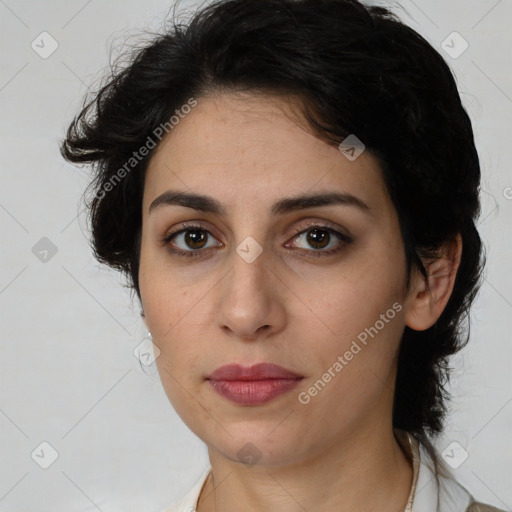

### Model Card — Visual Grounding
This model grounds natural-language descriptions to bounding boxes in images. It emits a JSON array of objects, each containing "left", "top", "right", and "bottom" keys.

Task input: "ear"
[{"left": 404, "top": 233, "right": 463, "bottom": 331}]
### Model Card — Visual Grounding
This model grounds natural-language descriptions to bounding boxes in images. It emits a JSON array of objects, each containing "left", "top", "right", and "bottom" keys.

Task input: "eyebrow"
[{"left": 149, "top": 190, "right": 373, "bottom": 216}]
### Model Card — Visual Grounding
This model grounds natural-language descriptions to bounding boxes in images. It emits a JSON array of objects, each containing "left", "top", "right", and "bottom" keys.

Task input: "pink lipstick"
[{"left": 206, "top": 363, "right": 303, "bottom": 406}]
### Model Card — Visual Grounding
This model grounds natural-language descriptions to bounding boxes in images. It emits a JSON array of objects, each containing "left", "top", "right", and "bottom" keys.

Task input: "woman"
[{"left": 60, "top": 0, "right": 506, "bottom": 510}]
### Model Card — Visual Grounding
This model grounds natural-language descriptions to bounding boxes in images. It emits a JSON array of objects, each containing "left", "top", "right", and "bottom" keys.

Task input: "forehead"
[{"left": 143, "top": 92, "right": 390, "bottom": 216}]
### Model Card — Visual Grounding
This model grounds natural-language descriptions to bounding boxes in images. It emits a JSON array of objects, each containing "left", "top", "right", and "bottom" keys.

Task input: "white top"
[{"left": 161, "top": 429, "right": 503, "bottom": 512}]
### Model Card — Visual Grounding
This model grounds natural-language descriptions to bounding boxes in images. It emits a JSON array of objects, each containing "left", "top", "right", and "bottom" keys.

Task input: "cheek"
[
  {"left": 303, "top": 247, "right": 406, "bottom": 381},
  {"left": 147, "top": 295, "right": 206, "bottom": 421},
  {"left": 312, "top": 268, "right": 405, "bottom": 345},
  {"left": 155, "top": 353, "right": 214, "bottom": 440},
  {"left": 139, "top": 237, "right": 185, "bottom": 333},
  {"left": 139, "top": 263, "right": 208, "bottom": 378}
]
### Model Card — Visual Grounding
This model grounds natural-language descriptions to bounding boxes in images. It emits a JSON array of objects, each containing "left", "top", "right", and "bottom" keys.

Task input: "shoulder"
[
  {"left": 396, "top": 430, "right": 508, "bottom": 512},
  {"left": 434, "top": 453, "right": 507, "bottom": 512},
  {"left": 433, "top": 457, "right": 507, "bottom": 512},
  {"left": 431, "top": 453, "right": 507, "bottom": 512},
  {"left": 161, "top": 466, "right": 212, "bottom": 512},
  {"left": 466, "top": 501, "right": 509, "bottom": 512}
]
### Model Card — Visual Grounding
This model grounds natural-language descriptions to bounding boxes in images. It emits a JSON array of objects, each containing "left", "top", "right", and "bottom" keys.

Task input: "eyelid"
[
  {"left": 285, "top": 220, "right": 353, "bottom": 255},
  {"left": 289, "top": 219, "right": 349, "bottom": 238},
  {"left": 162, "top": 219, "right": 347, "bottom": 241},
  {"left": 161, "top": 219, "right": 353, "bottom": 256},
  {"left": 161, "top": 220, "right": 220, "bottom": 244}
]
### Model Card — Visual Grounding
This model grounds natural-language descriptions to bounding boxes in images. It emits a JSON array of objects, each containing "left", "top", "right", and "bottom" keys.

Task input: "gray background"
[{"left": 0, "top": 0, "right": 511, "bottom": 510}]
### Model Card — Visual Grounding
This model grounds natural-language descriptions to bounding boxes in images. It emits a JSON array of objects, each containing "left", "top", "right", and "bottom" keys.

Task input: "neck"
[{"left": 197, "top": 425, "right": 413, "bottom": 512}]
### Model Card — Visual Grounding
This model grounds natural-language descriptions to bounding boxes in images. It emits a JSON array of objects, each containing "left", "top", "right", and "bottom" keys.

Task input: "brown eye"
[
  {"left": 162, "top": 224, "right": 221, "bottom": 258},
  {"left": 182, "top": 229, "right": 209, "bottom": 249},
  {"left": 305, "top": 228, "right": 331, "bottom": 249},
  {"left": 290, "top": 225, "right": 352, "bottom": 254},
  {"left": 161, "top": 222, "right": 352, "bottom": 260}
]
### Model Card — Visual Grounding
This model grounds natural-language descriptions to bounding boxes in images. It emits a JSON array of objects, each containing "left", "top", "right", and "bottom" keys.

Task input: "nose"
[{"left": 214, "top": 245, "right": 287, "bottom": 341}]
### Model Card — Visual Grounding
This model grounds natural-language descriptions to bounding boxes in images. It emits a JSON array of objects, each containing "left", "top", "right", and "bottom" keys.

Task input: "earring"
[{"left": 140, "top": 309, "right": 151, "bottom": 338}]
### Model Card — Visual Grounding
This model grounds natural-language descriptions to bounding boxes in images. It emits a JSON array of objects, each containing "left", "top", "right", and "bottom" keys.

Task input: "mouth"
[{"left": 206, "top": 363, "right": 304, "bottom": 406}]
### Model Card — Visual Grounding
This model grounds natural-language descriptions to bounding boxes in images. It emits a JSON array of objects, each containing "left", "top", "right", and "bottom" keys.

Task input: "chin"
[{"left": 203, "top": 427, "right": 310, "bottom": 468}]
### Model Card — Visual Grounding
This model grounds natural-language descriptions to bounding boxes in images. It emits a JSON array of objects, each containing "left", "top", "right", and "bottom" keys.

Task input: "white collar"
[{"left": 396, "top": 429, "right": 474, "bottom": 512}]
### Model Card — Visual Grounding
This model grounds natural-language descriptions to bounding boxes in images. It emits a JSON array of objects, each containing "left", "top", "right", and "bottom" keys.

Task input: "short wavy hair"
[{"left": 60, "top": 0, "right": 485, "bottom": 474}]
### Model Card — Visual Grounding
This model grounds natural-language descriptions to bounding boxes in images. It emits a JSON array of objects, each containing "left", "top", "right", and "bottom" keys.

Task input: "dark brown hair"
[{"left": 60, "top": 0, "right": 485, "bottom": 475}]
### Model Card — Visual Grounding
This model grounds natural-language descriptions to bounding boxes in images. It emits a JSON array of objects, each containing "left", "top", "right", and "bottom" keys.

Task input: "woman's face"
[{"left": 139, "top": 92, "right": 418, "bottom": 466}]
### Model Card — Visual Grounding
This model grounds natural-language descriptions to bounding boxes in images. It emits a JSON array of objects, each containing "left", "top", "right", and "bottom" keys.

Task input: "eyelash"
[{"left": 160, "top": 221, "right": 353, "bottom": 259}]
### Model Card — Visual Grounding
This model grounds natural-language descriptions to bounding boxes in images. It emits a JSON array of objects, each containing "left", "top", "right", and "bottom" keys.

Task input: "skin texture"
[{"left": 139, "top": 92, "right": 462, "bottom": 512}]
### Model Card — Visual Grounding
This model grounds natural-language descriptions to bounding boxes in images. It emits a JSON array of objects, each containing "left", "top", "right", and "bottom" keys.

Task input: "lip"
[
  {"left": 206, "top": 363, "right": 304, "bottom": 406},
  {"left": 207, "top": 363, "right": 303, "bottom": 381}
]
